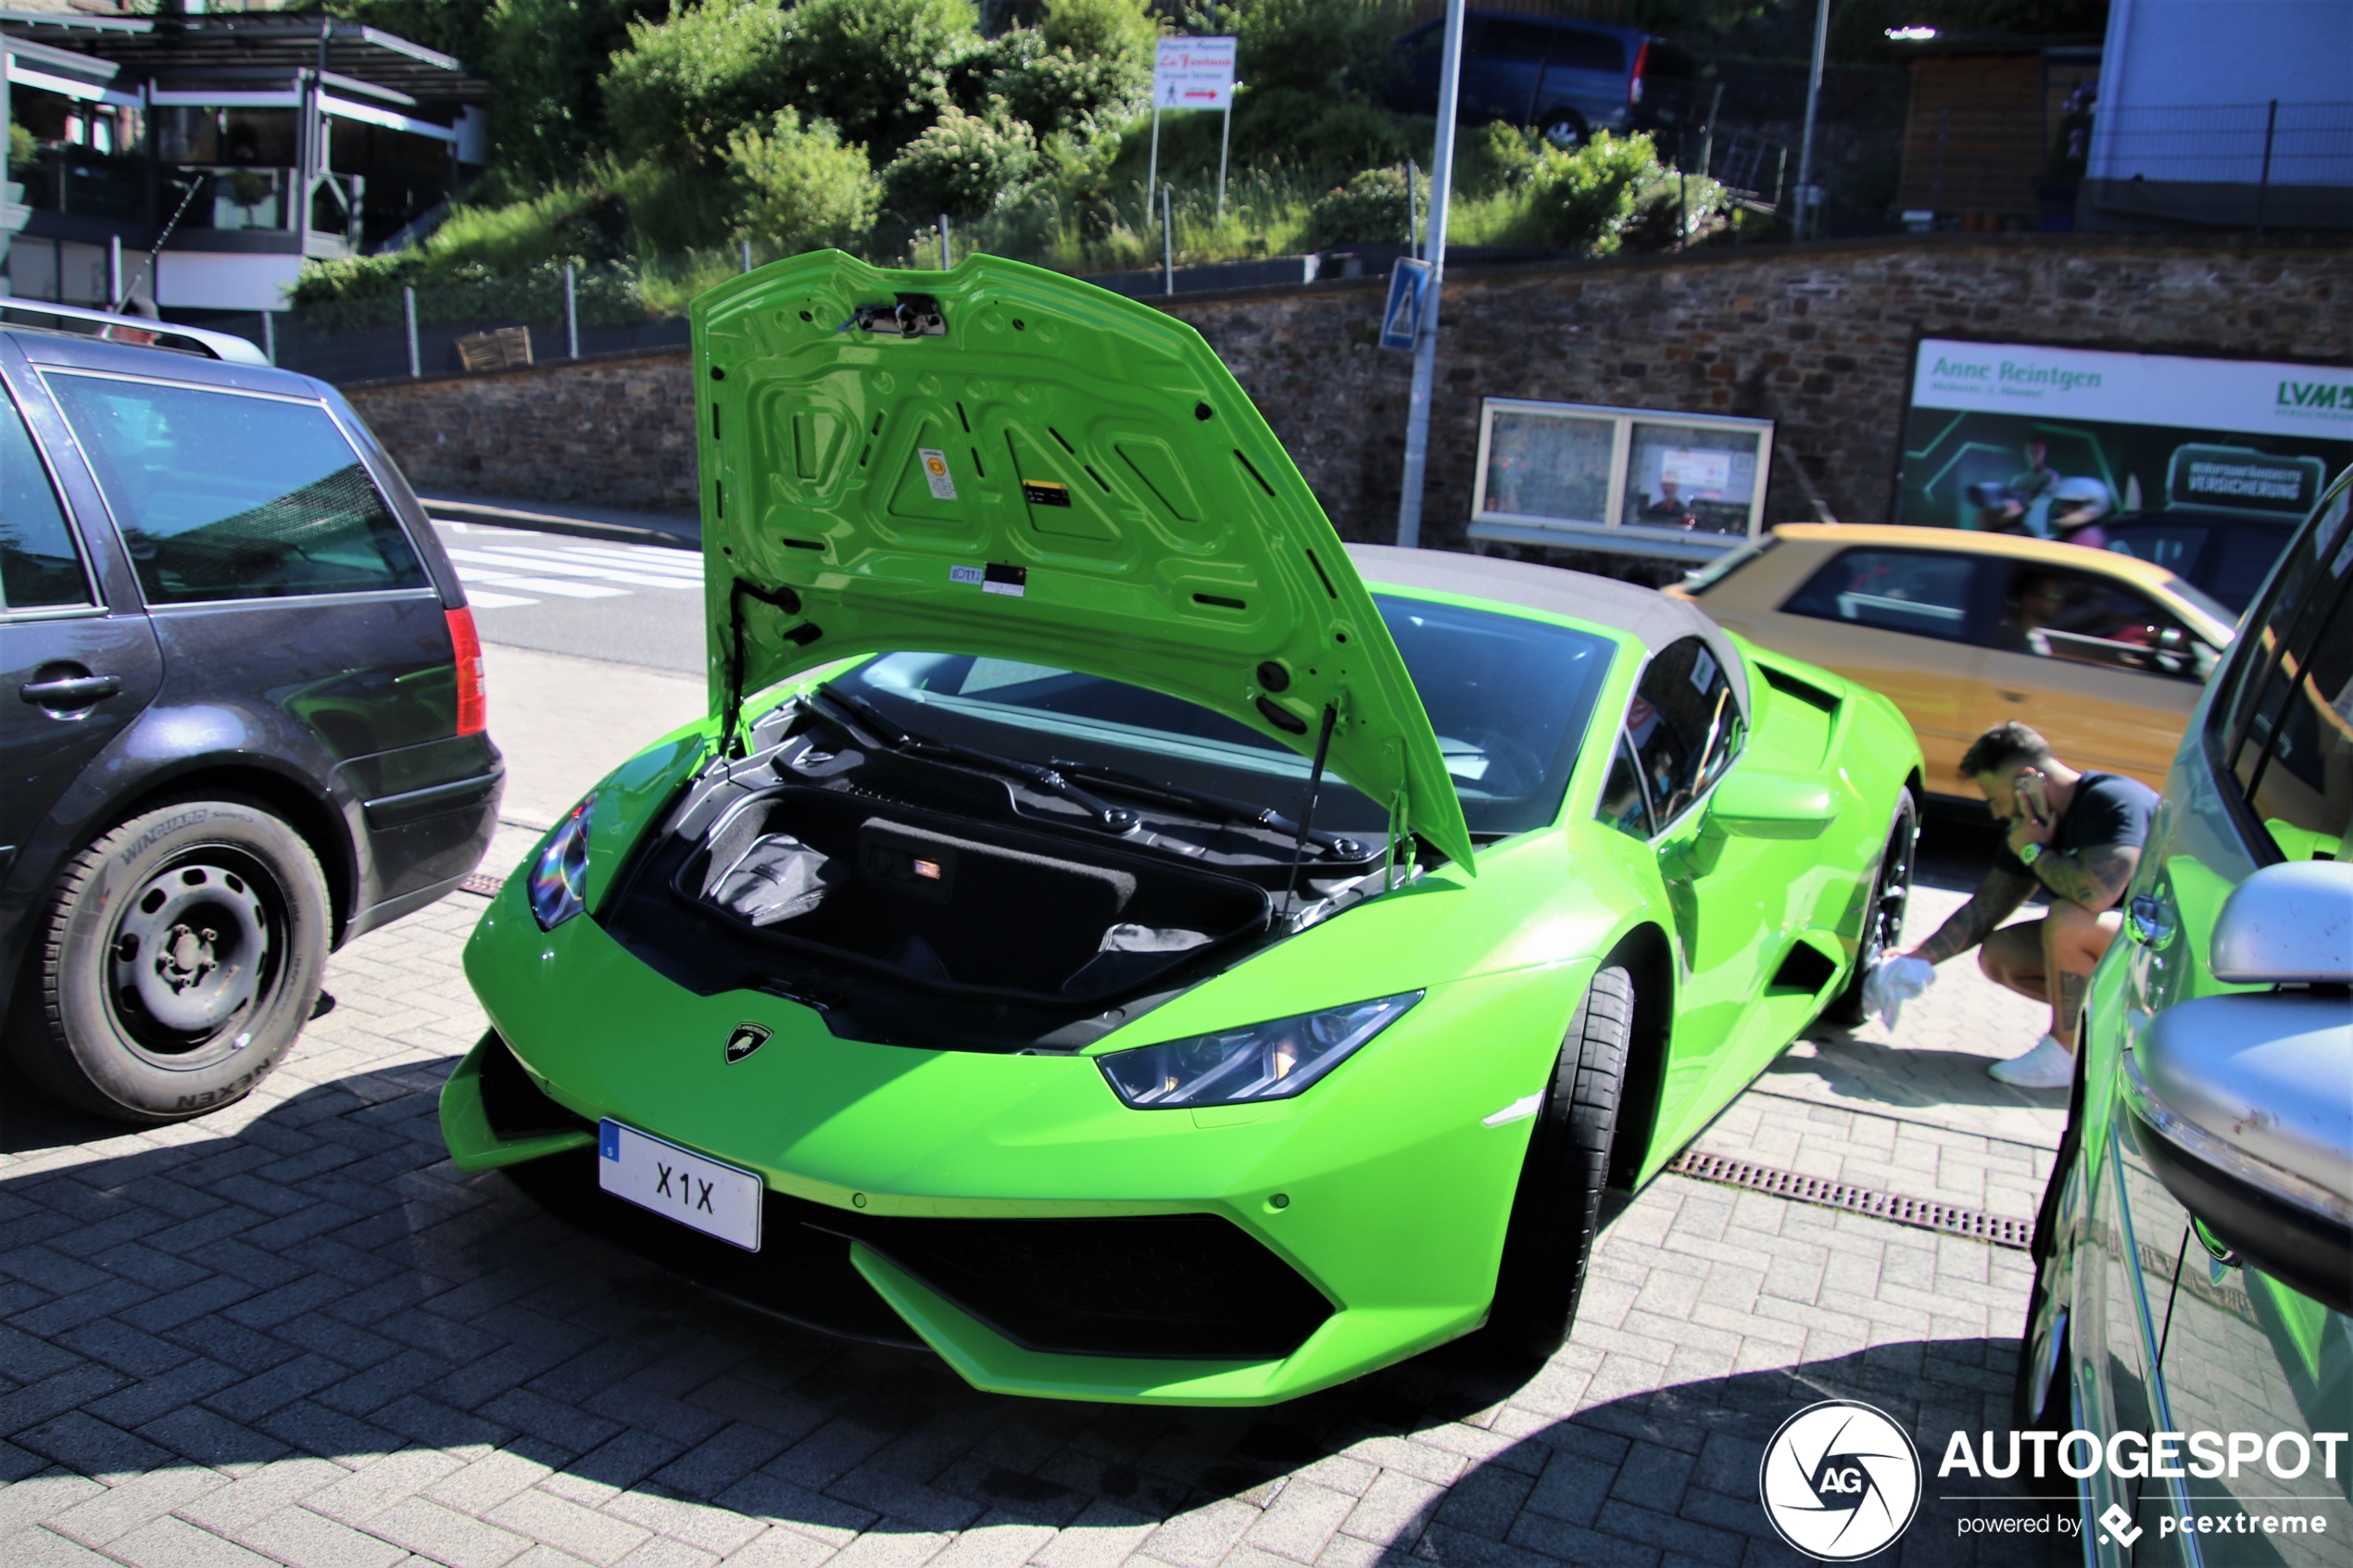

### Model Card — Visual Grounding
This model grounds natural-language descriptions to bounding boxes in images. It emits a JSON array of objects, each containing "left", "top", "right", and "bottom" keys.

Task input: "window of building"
[{"left": 1472, "top": 399, "right": 1774, "bottom": 562}]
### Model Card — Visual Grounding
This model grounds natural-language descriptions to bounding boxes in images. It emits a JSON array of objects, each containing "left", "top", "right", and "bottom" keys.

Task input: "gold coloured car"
[{"left": 1666, "top": 524, "right": 2237, "bottom": 797}]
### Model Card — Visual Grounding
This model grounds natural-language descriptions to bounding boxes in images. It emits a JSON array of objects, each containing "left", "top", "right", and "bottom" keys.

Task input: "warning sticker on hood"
[
  {"left": 1021, "top": 479, "right": 1071, "bottom": 507},
  {"left": 919, "top": 448, "right": 957, "bottom": 500},
  {"left": 950, "top": 563, "right": 1028, "bottom": 597}
]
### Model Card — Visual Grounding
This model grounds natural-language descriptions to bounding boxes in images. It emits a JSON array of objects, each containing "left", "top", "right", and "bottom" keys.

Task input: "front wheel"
[
  {"left": 8, "top": 797, "right": 330, "bottom": 1123},
  {"left": 1485, "top": 964, "right": 1636, "bottom": 1355},
  {"left": 1825, "top": 788, "right": 1918, "bottom": 1027}
]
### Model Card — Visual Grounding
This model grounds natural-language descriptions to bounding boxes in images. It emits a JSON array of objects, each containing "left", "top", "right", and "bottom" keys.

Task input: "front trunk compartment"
[
  {"left": 598, "top": 702, "right": 1386, "bottom": 1052},
  {"left": 686, "top": 783, "right": 1271, "bottom": 1004}
]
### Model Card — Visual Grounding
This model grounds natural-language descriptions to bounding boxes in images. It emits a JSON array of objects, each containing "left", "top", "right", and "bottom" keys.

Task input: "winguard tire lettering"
[{"left": 7, "top": 797, "right": 330, "bottom": 1124}]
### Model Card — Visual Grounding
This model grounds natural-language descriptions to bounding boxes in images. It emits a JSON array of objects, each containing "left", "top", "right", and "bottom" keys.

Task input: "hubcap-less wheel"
[
  {"left": 9, "top": 795, "right": 327, "bottom": 1123},
  {"left": 112, "top": 861, "right": 271, "bottom": 1045},
  {"left": 1541, "top": 117, "right": 1586, "bottom": 149}
]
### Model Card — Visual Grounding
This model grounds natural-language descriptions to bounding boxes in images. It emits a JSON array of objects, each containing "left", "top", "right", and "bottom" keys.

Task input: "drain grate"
[
  {"left": 1666, "top": 1148, "right": 2035, "bottom": 1250},
  {"left": 459, "top": 872, "right": 506, "bottom": 897}
]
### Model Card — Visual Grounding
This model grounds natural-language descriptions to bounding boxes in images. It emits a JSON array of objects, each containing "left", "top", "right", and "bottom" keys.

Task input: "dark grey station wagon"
[{"left": 0, "top": 302, "right": 499, "bottom": 1123}]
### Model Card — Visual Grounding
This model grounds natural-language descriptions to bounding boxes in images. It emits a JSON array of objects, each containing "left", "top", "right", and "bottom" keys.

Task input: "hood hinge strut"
[
  {"left": 1282, "top": 702, "right": 1340, "bottom": 917},
  {"left": 723, "top": 578, "right": 813, "bottom": 758}
]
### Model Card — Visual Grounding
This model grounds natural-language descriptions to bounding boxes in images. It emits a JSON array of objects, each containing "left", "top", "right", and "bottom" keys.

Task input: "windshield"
[{"left": 828, "top": 593, "right": 1618, "bottom": 838}]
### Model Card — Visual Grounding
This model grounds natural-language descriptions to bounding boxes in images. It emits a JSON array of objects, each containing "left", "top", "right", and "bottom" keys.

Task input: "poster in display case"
[{"left": 1469, "top": 400, "right": 1776, "bottom": 561}]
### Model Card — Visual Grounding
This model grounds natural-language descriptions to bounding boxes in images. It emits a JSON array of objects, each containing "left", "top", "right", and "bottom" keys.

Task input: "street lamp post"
[
  {"left": 1393, "top": 0, "right": 1466, "bottom": 550},
  {"left": 1793, "top": 0, "right": 1831, "bottom": 238}
]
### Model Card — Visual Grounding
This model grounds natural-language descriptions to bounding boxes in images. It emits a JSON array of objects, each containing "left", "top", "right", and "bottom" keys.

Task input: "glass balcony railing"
[{"left": 14, "top": 144, "right": 145, "bottom": 220}]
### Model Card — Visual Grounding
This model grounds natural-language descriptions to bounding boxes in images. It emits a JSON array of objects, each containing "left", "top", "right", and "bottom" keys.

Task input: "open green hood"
[{"left": 690, "top": 251, "right": 1474, "bottom": 872}]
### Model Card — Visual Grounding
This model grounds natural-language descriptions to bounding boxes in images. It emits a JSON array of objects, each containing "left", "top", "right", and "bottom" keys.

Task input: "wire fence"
[{"left": 2092, "top": 99, "right": 2353, "bottom": 187}]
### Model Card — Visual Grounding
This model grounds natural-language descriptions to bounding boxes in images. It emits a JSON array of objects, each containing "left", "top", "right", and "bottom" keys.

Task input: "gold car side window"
[
  {"left": 1988, "top": 564, "right": 2209, "bottom": 681},
  {"left": 1782, "top": 548, "right": 1978, "bottom": 644}
]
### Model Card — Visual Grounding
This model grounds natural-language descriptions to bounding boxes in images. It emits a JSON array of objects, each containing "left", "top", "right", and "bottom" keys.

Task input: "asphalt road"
[{"left": 432, "top": 519, "right": 705, "bottom": 674}]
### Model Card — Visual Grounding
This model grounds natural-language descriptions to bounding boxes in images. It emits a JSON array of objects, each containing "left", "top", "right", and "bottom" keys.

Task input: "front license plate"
[{"left": 598, "top": 1121, "right": 762, "bottom": 1251}]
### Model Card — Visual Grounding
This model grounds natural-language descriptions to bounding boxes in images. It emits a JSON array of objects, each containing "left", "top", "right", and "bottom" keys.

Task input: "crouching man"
[{"left": 1894, "top": 722, "right": 2158, "bottom": 1087}]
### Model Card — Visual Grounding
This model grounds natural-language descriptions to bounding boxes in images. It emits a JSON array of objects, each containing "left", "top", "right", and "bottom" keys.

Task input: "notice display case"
[{"left": 1469, "top": 399, "right": 1776, "bottom": 561}]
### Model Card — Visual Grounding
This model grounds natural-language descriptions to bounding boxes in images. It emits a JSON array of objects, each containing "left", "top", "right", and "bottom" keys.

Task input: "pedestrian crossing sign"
[{"left": 1380, "top": 259, "right": 1430, "bottom": 352}]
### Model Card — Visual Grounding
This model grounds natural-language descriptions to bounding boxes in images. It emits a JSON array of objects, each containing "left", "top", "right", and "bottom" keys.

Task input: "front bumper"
[{"left": 449, "top": 876, "right": 1577, "bottom": 1404}]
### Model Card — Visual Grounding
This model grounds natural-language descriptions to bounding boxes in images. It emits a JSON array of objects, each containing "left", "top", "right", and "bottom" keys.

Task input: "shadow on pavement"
[{"left": 0, "top": 1064, "right": 2072, "bottom": 1565}]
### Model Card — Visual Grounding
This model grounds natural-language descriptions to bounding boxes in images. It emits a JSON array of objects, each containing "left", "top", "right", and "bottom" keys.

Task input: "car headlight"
[
  {"left": 1097, "top": 992, "right": 1422, "bottom": 1110},
  {"left": 528, "top": 797, "right": 593, "bottom": 930}
]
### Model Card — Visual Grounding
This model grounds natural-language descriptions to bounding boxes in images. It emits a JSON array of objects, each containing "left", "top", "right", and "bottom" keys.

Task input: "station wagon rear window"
[{"left": 44, "top": 375, "right": 427, "bottom": 605}]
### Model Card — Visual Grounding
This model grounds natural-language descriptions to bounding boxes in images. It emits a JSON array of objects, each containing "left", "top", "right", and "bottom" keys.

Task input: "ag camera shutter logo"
[{"left": 1758, "top": 1399, "right": 1922, "bottom": 1561}]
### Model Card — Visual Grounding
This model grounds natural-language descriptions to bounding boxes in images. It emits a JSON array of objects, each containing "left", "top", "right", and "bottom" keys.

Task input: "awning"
[{"left": 321, "top": 92, "right": 456, "bottom": 142}]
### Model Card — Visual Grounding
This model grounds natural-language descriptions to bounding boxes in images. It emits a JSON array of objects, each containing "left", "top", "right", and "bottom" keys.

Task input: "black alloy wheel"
[{"left": 1826, "top": 789, "right": 1919, "bottom": 1027}]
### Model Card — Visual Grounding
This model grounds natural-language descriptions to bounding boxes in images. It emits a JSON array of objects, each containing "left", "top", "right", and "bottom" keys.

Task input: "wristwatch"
[{"left": 2018, "top": 841, "right": 2045, "bottom": 866}]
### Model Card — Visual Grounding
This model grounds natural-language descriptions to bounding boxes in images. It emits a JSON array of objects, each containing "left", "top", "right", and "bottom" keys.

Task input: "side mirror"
[
  {"left": 1706, "top": 769, "right": 1835, "bottom": 839},
  {"left": 2123, "top": 860, "right": 2353, "bottom": 1315}
]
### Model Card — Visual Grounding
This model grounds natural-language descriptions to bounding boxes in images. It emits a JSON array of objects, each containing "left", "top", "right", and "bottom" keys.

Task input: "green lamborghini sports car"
[{"left": 442, "top": 253, "right": 1923, "bottom": 1404}]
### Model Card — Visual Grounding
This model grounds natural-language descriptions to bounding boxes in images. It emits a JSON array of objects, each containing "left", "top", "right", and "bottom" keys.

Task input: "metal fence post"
[
  {"left": 261, "top": 310, "right": 275, "bottom": 366},
  {"left": 2255, "top": 98, "right": 2279, "bottom": 234},
  {"left": 937, "top": 214, "right": 950, "bottom": 270},
  {"left": 740, "top": 239, "right": 752, "bottom": 274},
  {"left": 1931, "top": 106, "right": 1950, "bottom": 217},
  {"left": 564, "top": 262, "right": 579, "bottom": 358},
  {"left": 1162, "top": 186, "right": 1175, "bottom": 295},
  {"left": 403, "top": 286, "right": 420, "bottom": 378}
]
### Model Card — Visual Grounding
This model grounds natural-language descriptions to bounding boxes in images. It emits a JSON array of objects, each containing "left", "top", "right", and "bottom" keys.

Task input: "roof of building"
[{"left": 0, "top": 12, "right": 485, "bottom": 100}]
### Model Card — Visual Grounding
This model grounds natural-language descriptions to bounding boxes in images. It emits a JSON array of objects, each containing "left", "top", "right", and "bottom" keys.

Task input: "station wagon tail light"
[
  {"left": 447, "top": 606, "right": 486, "bottom": 735},
  {"left": 1098, "top": 993, "right": 1422, "bottom": 1110},
  {"left": 1629, "top": 41, "right": 1648, "bottom": 105},
  {"left": 529, "top": 797, "right": 593, "bottom": 930}
]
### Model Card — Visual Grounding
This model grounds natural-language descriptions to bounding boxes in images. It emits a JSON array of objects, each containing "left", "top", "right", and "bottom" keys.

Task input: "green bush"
[
  {"left": 987, "top": 0, "right": 1153, "bottom": 137},
  {"left": 1235, "top": 0, "right": 1402, "bottom": 102},
  {"left": 773, "top": 0, "right": 984, "bottom": 159},
  {"left": 1303, "top": 166, "right": 1416, "bottom": 249},
  {"left": 481, "top": 0, "right": 672, "bottom": 184},
  {"left": 883, "top": 104, "right": 1039, "bottom": 224},
  {"left": 289, "top": 257, "right": 648, "bottom": 330},
  {"left": 729, "top": 109, "right": 882, "bottom": 250},
  {"left": 600, "top": 0, "right": 795, "bottom": 162},
  {"left": 1231, "top": 91, "right": 1421, "bottom": 177},
  {"left": 1516, "top": 132, "right": 1662, "bottom": 253}
]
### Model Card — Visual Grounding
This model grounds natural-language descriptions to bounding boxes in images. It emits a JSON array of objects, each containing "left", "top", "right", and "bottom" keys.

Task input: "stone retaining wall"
[{"left": 346, "top": 234, "right": 2350, "bottom": 551}]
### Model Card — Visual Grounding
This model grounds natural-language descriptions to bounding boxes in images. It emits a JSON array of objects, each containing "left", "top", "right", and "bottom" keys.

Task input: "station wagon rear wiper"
[
  {"left": 812, "top": 684, "right": 1141, "bottom": 834},
  {"left": 1044, "top": 760, "right": 1369, "bottom": 861}
]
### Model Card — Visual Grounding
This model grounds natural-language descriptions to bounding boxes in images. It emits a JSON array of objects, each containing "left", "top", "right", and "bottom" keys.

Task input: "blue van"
[{"left": 1388, "top": 12, "right": 1699, "bottom": 148}]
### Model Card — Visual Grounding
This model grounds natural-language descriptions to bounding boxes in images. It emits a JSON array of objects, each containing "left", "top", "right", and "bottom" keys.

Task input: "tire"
[
  {"left": 1484, "top": 964, "right": 1637, "bottom": 1355},
  {"left": 2010, "top": 1253, "right": 2076, "bottom": 1499},
  {"left": 1825, "top": 788, "right": 1919, "bottom": 1027},
  {"left": 8, "top": 797, "right": 329, "bottom": 1124},
  {"left": 1538, "top": 112, "right": 1588, "bottom": 150}
]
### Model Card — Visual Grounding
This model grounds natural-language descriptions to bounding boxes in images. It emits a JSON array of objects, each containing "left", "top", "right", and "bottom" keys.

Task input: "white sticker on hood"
[{"left": 919, "top": 448, "right": 957, "bottom": 500}]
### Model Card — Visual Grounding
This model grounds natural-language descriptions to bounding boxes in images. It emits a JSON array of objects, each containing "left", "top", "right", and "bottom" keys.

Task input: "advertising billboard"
[{"left": 1894, "top": 338, "right": 2352, "bottom": 533}]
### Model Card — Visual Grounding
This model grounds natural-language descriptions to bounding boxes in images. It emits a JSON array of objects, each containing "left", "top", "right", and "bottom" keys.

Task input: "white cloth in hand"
[{"left": 1862, "top": 955, "right": 1936, "bottom": 1030}]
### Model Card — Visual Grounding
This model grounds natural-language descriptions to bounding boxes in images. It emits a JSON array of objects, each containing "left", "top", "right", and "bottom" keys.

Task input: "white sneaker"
[{"left": 1990, "top": 1033, "right": 2075, "bottom": 1088}]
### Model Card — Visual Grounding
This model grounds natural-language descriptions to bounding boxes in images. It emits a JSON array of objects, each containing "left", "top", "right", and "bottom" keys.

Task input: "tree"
[
  {"left": 773, "top": 0, "right": 987, "bottom": 160},
  {"left": 601, "top": 0, "right": 795, "bottom": 162}
]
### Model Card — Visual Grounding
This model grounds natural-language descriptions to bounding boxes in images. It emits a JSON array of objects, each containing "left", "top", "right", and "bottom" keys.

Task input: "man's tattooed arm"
[
  {"left": 2033, "top": 845, "right": 2141, "bottom": 914},
  {"left": 1910, "top": 865, "right": 2038, "bottom": 965}
]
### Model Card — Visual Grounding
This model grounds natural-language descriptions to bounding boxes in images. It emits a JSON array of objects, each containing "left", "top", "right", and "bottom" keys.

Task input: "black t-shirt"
[{"left": 1996, "top": 771, "right": 2160, "bottom": 882}]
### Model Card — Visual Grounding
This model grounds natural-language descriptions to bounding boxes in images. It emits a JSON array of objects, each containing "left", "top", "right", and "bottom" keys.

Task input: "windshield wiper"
[
  {"left": 1045, "top": 759, "right": 1370, "bottom": 861},
  {"left": 813, "top": 684, "right": 1140, "bottom": 834}
]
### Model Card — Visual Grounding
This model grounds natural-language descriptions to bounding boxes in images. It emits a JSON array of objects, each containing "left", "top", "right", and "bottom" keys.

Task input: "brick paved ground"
[{"left": 1, "top": 864, "right": 2076, "bottom": 1568}]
